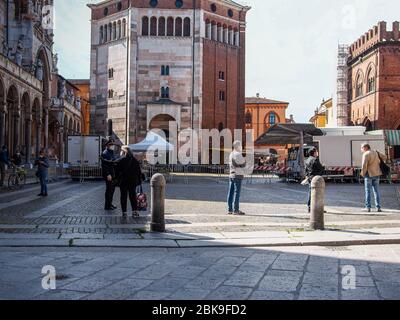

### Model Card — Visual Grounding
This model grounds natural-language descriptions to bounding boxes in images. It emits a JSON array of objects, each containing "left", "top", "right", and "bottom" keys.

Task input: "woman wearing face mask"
[{"left": 114, "top": 145, "right": 143, "bottom": 218}]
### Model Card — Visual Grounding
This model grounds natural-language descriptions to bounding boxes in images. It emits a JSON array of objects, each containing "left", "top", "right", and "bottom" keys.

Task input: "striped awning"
[{"left": 386, "top": 130, "right": 400, "bottom": 146}]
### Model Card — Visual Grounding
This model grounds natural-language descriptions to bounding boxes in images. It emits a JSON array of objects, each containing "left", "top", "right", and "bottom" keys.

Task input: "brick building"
[
  {"left": 348, "top": 21, "right": 400, "bottom": 132},
  {"left": 245, "top": 94, "right": 293, "bottom": 162},
  {"left": 88, "top": 0, "right": 250, "bottom": 147}
]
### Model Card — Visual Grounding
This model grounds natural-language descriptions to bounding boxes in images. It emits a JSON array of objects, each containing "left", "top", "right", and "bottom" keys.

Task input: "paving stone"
[
  {"left": 376, "top": 281, "right": 400, "bottom": 299},
  {"left": 224, "top": 270, "right": 264, "bottom": 287},
  {"left": 214, "top": 256, "right": 247, "bottom": 267},
  {"left": 250, "top": 291, "right": 295, "bottom": 300},
  {"left": 258, "top": 274, "right": 301, "bottom": 292},
  {"left": 168, "top": 266, "right": 207, "bottom": 279},
  {"left": 298, "top": 284, "right": 339, "bottom": 300},
  {"left": 302, "top": 272, "right": 339, "bottom": 286},
  {"left": 129, "top": 264, "right": 174, "bottom": 280},
  {"left": 33, "top": 290, "right": 89, "bottom": 300},
  {"left": 59, "top": 276, "right": 115, "bottom": 293},
  {"left": 201, "top": 265, "right": 237, "bottom": 278},
  {"left": 355, "top": 276, "right": 376, "bottom": 287},
  {"left": 145, "top": 277, "right": 191, "bottom": 293},
  {"left": 83, "top": 279, "right": 153, "bottom": 300},
  {"left": 127, "top": 290, "right": 170, "bottom": 300},
  {"left": 272, "top": 258, "right": 307, "bottom": 271},
  {"left": 185, "top": 277, "right": 226, "bottom": 290},
  {"left": 166, "top": 288, "right": 210, "bottom": 300},
  {"left": 206, "top": 286, "right": 253, "bottom": 300},
  {"left": 341, "top": 287, "right": 381, "bottom": 300}
]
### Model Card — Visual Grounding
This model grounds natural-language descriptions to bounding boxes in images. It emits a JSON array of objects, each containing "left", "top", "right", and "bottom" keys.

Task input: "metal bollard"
[
  {"left": 150, "top": 173, "right": 166, "bottom": 232},
  {"left": 310, "top": 176, "right": 325, "bottom": 230}
]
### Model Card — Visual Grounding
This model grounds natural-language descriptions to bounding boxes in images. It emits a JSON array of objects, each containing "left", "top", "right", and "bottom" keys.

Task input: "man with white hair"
[{"left": 227, "top": 140, "right": 246, "bottom": 215}]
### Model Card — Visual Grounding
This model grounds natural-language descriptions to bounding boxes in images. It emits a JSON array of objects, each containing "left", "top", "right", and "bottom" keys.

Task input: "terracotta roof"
[{"left": 245, "top": 97, "right": 289, "bottom": 105}]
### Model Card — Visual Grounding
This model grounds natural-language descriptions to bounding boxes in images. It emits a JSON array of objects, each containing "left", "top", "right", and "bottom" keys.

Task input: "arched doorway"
[
  {"left": 6, "top": 85, "right": 19, "bottom": 155},
  {"left": 149, "top": 114, "right": 176, "bottom": 141},
  {"left": 363, "top": 118, "right": 373, "bottom": 132}
]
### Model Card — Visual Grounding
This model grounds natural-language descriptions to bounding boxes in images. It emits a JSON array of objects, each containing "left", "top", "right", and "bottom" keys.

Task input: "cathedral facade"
[{"left": 88, "top": 0, "right": 250, "bottom": 146}]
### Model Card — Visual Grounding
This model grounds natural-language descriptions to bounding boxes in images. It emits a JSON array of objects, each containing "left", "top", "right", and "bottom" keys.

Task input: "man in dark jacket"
[
  {"left": 305, "top": 149, "right": 324, "bottom": 213},
  {"left": 101, "top": 139, "right": 117, "bottom": 210},
  {"left": 35, "top": 149, "right": 50, "bottom": 196},
  {"left": 0, "top": 145, "right": 10, "bottom": 187}
]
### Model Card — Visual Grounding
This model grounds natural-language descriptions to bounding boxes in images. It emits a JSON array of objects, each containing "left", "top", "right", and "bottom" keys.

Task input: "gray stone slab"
[
  {"left": 127, "top": 290, "right": 170, "bottom": 300},
  {"left": 341, "top": 287, "right": 381, "bottom": 300},
  {"left": 185, "top": 277, "right": 226, "bottom": 290},
  {"left": 129, "top": 264, "right": 174, "bottom": 280},
  {"left": 298, "top": 283, "right": 339, "bottom": 300},
  {"left": 250, "top": 291, "right": 295, "bottom": 301},
  {"left": 59, "top": 276, "right": 115, "bottom": 293},
  {"left": 376, "top": 281, "right": 400, "bottom": 299},
  {"left": 302, "top": 272, "right": 339, "bottom": 287},
  {"left": 214, "top": 256, "right": 247, "bottom": 267},
  {"left": 168, "top": 265, "right": 207, "bottom": 279},
  {"left": 272, "top": 258, "right": 307, "bottom": 271},
  {"left": 355, "top": 276, "right": 376, "bottom": 287},
  {"left": 72, "top": 239, "right": 178, "bottom": 248},
  {"left": 145, "top": 277, "right": 191, "bottom": 293},
  {"left": 0, "top": 239, "right": 70, "bottom": 247},
  {"left": 33, "top": 290, "right": 89, "bottom": 300},
  {"left": 60, "top": 234, "right": 104, "bottom": 240},
  {"left": 83, "top": 279, "right": 153, "bottom": 300},
  {"left": 0, "top": 233, "right": 60, "bottom": 239},
  {"left": 201, "top": 265, "right": 237, "bottom": 278},
  {"left": 258, "top": 275, "right": 301, "bottom": 292},
  {"left": 206, "top": 286, "right": 252, "bottom": 300},
  {"left": 167, "top": 288, "right": 211, "bottom": 300},
  {"left": 224, "top": 270, "right": 264, "bottom": 287}
]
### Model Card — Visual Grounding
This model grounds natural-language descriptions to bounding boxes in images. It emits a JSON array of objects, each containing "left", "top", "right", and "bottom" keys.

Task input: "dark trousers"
[
  {"left": 105, "top": 180, "right": 115, "bottom": 209},
  {"left": 120, "top": 185, "right": 138, "bottom": 213}
]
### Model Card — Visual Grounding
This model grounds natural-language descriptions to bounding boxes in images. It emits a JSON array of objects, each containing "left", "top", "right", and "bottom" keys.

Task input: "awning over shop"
[
  {"left": 255, "top": 124, "right": 324, "bottom": 145},
  {"left": 367, "top": 130, "right": 400, "bottom": 146}
]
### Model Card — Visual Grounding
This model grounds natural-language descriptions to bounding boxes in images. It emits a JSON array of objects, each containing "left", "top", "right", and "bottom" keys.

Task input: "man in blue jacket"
[{"left": 0, "top": 145, "right": 10, "bottom": 187}]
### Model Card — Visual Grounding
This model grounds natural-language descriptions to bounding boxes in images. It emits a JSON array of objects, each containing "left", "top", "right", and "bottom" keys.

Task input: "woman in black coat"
[{"left": 115, "top": 146, "right": 143, "bottom": 218}]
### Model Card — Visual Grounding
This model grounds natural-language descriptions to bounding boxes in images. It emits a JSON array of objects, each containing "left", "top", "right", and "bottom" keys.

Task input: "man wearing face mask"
[{"left": 101, "top": 139, "right": 117, "bottom": 211}]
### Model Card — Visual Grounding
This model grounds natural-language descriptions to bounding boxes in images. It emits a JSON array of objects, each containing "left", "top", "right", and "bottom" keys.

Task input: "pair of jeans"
[
  {"left": 120, "top": 185, "right": 138, "bottom": 213},
  {"left": 104, "top": 180, "right": 115, "bottom": 209},
  {"left": 364, "top": 175, "right": 381, "bottom": 209},
  {"left": 227, "top": 178, "right": 242, "bottom": 213},
  {"left": 39, "top": 172, "right": 48, "bottom": 195}
]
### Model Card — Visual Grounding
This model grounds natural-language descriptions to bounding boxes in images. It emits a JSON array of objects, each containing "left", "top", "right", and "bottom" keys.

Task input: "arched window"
[
  {"left": 245, "top": 111, "right": 252, "bottom": 124},
  {"left": 166, "top": 66, "right": 170, "bottom": 76},
  {"left": 108, "top": 89, "right": 114, "bottom": 99},
  {"left": 108, "top": 23, "right": 112, "bottom": 41},
  {"left": 158, "top": 17, "right": 166, "bottom": 36},
  {"left": 100, "top": 26, "right": 104, "bottom": 43},
  {"left": 122, "top": 19, "right": 126, "bottom": 37},
  {"left": 117, "top": 20, "right": 121, "bottom": 39},
  {"left": 175, "top": 17, "right": 183, "bottom": 37},
  {"left": 104, "top": 25, "right": 108, "bottom": 42},
  {"left": 142, "top": 16, "right": 149, "bottom": 36},
  {"left": 205, "top": 20, "right": 211, "bottom": 39},
  {"left": 367, "top": 67, "right": 376, "bottom": 93},
  {"left": 183, "top": 17, "right": 191, "bottom": 36},
  {"left": 167, "top": 17, "right": 174, "bottom": 36},
  {"left": 150, "top": 17, "right": 157, "bottom": 36},
  {"left": 267, "top": 112, "right": 278, "bottom": 126},
  {"left": 356, "top": 73, "right": 363, "bottom": 98},
  {"left": 112, "top": 21, "right": 117, "bottom": 40},
  {"left": 161, "top": 87, "right": 170, "bottom": 99}
]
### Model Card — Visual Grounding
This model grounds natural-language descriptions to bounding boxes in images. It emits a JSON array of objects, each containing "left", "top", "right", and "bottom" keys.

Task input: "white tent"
[{"left": 129, "top": 131, "right": 173, "bottom": 152}]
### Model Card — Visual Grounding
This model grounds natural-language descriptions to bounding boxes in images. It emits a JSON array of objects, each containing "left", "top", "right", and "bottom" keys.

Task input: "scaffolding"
[{"left": 337, "top": 44, "right": 350, "bottom": 127}]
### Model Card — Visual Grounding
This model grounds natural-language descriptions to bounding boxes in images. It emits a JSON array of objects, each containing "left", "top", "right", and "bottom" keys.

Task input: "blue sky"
[{"left": 54, "top": 0, "right": 400, "bottom": 122}]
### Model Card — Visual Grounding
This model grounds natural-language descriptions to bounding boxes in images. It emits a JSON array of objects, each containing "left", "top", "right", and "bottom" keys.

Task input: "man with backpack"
[
  {"left": 361, "top": 143, "right": 388, "bottom": 213},
  {"left": 305, "top": 148, "right": 325, "bottom": 213}
]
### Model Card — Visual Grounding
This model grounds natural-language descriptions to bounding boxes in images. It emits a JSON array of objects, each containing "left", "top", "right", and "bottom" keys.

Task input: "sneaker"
[
  {"left": 228, "top": 211, "right": 233, "bottom": 215},
  {"left": 111, "top": 205, "right": 117, "bottom": 210},
  {"left": 233, "top": 210, "right": 246, "bottom": 216},
  {"left": 37, "top": 193, "right": 44, "bottom": 197},
  {"left": 132, "top": 211, "right": 140, "bottom": 218},
  {"left": 362, "top": 208, "right": 371, "bottom": 213},
  {"left": 377, "top": 208, "right": 383, "bottom": 213},
  {"left": 122, "top": 212, "right": 128, "bottom": 218}
]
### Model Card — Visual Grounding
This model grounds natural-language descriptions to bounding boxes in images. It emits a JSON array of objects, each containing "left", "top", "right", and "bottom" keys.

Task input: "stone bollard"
[
  {"left": 150, "top": 173, "right": 166, "bottom": 232},
  {"left": 310, "top": 176, "right": 325, "bottom": 230}
]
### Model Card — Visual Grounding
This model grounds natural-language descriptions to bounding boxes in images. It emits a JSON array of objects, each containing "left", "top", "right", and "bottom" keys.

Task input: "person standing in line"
[
  {"left": 0, "top": 145, "right": 10, "bottom": 187},
  {"left": 35, "top": 149, "right": 49, "bottom": 197},
  {"left": 101, "top": 139, "right": 117, "bottom": 211},
  {"left": 227, "top": 140, "right": 246, "bottom": 216},
  {"left": 304, "top": 149, "right": 324, "bottom": 213},
  {"left": 114, "top": 146, "right": 143, "bottom": 218},
  {"left": 361, "top": 143, "right": 387, "bottom": 213}
]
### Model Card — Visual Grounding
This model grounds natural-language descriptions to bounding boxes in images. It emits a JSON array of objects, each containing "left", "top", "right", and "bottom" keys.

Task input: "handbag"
[
  {"left": 136, "top": 185, "right": 148, "bottom": 212},
  {"left": 377, "top": 152, "right": 390, "bottom": 177}
]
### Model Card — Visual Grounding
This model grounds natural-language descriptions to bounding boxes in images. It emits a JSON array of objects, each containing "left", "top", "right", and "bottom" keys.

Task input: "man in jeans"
[
  {"left": 361, "top": 143, "right": 387, "bottom": 212},
  {"left": 227, "top": 141, "right": 246, "bottom": 216},
  {"left": 0, "top": 146, "right": 10, "bottom": 187},
  {"left": 305, "top": 149, "right": 324, "bottom": 213}
]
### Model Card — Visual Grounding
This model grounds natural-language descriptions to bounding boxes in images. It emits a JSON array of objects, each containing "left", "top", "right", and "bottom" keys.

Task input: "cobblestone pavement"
[
  {"left": 1, "top": 244, "right": 400, "bottom": 300},
  {"left": 0, "top": 177, "right": 399, "bottom": 237}
]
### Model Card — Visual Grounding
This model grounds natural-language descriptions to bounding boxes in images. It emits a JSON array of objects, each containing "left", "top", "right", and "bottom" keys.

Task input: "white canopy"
[{"left": 129, "top": 131, "right": 173, "bottom": 152}]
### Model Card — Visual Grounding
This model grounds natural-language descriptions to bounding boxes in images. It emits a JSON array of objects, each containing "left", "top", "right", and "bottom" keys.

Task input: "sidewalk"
[{"left": 1, "top": 227, "right": 400, "bottom": 248}]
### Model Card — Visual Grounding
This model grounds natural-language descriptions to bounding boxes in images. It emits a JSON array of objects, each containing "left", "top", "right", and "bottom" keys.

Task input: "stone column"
[
  {"left": 59, "top": 127, "right": 64, "bottom": 164},
  {"left": 0, "top": 102, "right": 5, "bottom": 147},
  {"left": 13, "top": 110, "right": 21, "bottom": 153},
  {"left": 44, "top": 107, "right": 49, "bottom": 150},
  {"left": 25, "top": 115, "right": 32, "bottom": 164},
  {"left": 36, "top": 120, "right": 42, "bottom": 158}
]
